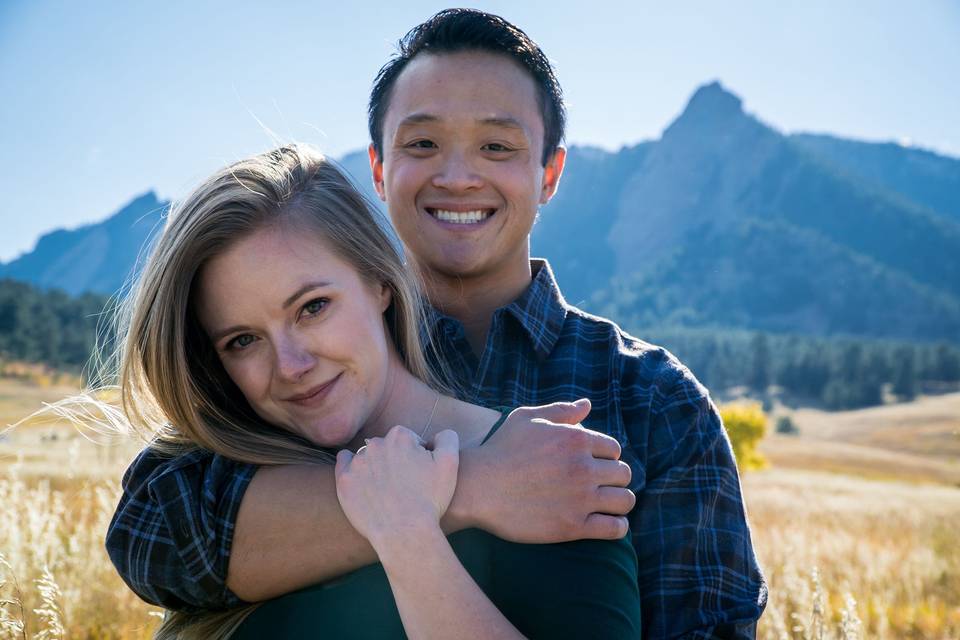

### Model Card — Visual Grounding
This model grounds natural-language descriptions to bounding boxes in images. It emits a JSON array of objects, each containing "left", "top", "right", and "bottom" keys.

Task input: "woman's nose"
[{"left": 274, "top": 335, "right": 316, "bottom": 382}]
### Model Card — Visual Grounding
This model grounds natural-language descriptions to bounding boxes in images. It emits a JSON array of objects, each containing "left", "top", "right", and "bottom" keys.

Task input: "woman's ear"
[{"left": 379, "top": 282, "right": 392, "bottom": 312}]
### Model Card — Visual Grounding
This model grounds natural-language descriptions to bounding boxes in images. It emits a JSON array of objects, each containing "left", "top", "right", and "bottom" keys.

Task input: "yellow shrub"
[{"left": 719, "top": 402, "right": 768, "bottom": 471}]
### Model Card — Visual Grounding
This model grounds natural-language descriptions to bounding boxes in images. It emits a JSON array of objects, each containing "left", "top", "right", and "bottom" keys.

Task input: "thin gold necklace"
[{"left": 419, "top": 391, "right": 441, "bottom": 440}]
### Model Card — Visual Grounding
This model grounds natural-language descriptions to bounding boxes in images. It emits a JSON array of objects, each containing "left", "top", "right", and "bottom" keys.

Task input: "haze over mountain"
[
  {"left": 3, "top": 82, "right": 958, "bottom": 343},
  {"left": 0, "top": 192, "right": 168, "bottom": 297}
]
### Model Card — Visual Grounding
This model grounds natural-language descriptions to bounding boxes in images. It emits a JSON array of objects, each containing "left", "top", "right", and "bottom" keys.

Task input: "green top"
[{"left": 233, "top": 411, "right": 641, "bottom": 639}]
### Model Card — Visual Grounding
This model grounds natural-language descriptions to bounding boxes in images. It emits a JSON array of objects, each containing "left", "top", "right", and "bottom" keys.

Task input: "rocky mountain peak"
[{"left": 662, "top": 80, "right": 749, "bottom": 142}]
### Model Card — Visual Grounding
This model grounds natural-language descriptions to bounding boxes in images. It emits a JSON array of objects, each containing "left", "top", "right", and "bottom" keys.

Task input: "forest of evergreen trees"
[
  {"left": 1, "top": 278, "right": 959, "bottom": 411},
  {"left": 0, "top": 279, "right": 110, "bottom": 369},
  {"left": 646, "top": 327, "right": 960, "bottom": 409}
]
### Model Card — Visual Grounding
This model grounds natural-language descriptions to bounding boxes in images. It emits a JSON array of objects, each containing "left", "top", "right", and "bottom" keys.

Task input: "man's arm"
[
  {"left": 105, "top": 447, "right": 257, "bottom": 611},
  {"left": 228, "top": 400, "right": 634, "bottom": 601},
  {"left": 107, "top": 401, "right": 634, "bottom": 610},
  {"left": 629, "top": 363, "right": 767, "bottom": 639}
]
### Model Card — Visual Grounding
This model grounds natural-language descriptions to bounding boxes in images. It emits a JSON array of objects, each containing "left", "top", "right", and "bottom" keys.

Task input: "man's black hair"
[{"left": 368, "top": 8, "right": 566, "bottom": 166}]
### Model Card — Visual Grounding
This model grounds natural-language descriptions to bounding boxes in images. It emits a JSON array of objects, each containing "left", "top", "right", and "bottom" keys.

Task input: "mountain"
[
  {"left": 4, "top": 82, "right": 959, "bottom": 343},
  {"left": 0, "top": 191, "right": 168, "bottom": 296},
  {"left": 531, "top": 81, "right": 960, "bottom": 343},
  {"left": 790, "top": 133, "right": 960, "bottom": 223}
]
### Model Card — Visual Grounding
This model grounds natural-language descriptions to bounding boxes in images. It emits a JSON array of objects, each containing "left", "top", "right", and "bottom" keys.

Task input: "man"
[{"left": 108, "top": 9, "right": 766, "bottom": 638}]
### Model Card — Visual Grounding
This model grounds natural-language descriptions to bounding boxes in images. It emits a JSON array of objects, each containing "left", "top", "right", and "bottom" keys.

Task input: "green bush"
[{"left": 775, "top": 415, "right": 799, "bottom": 435}]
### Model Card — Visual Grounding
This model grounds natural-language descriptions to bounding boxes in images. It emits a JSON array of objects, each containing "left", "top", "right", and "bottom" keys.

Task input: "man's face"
[{"left": 370, "top": 50, "right": 565, "bottom": 283}]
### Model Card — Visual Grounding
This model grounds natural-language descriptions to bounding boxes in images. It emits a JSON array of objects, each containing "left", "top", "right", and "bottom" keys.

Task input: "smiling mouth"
[
  {"left": 285, "top": 373, "right": 341, "bottom": 405},
  {"left": 426, "top": 208, "right": 496, "bottom": 225}
]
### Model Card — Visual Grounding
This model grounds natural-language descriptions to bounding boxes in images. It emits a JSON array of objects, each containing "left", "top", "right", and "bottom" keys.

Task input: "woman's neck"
[{"left": 350, "top": 348, "right": 499, "bottom": 450}]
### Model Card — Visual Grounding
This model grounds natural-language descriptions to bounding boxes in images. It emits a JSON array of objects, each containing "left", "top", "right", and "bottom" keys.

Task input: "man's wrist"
[{"left": 441, "top": 446, "right": 486, "bottom": 532}]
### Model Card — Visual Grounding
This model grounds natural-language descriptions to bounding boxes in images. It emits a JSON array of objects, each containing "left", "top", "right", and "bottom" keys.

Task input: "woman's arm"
[
  {"left": 227, "top": 401, "right": 632, "bottom": 602},
  {"left": 335, "top": 426, "right": 525, "bottom": 640}
]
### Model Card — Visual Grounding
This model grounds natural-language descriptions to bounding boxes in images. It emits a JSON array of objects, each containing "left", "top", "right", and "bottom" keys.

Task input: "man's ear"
[
  {"left": 368, "top": 144, "right": 387, "bottom": 202},
  {"left": 539, "top": 146, "right": 566, "bottom": 205}
]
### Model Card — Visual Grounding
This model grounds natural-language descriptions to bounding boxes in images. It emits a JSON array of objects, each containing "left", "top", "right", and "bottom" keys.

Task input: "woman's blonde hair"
[
  {"left": 118, "top": 142, "right": 447, "bottom": 465},
  {"left": 101, "top": 143, "right": 453, "bottom": 639}
]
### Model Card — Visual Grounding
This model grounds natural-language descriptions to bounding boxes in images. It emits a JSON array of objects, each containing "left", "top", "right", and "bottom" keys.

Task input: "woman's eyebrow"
[
  {"left": 283, "top": 281, "right": 332, "bottom": 309},
  {"left": 211, "top": 324, "right": 252, "bottom": 344}
]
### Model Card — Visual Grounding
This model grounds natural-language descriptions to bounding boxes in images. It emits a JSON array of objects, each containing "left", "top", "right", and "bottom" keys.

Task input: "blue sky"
[{"left": 1, "top": 0, "right": 958, "bottom": 261}]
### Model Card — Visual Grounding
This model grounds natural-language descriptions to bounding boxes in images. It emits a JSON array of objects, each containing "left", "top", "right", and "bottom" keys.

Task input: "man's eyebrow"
[
  {"left": 396, "top": 113, "right": 526, "bottom": 132},
  {"left": 397, "top": 113, "right": 441, "bottom": 128},
  {"left": 478, "top": 116, "right": 525, "bottom": 131}
]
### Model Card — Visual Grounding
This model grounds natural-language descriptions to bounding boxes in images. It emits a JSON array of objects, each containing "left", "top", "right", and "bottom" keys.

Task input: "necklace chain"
[{"left": 419, "top": 392, "right": 441, "bottom": 440}]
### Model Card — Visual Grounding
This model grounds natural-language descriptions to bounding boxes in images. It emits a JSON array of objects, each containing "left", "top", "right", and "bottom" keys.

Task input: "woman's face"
[{"left": 195, "top": 224, "right": 394, "bottom": 448}]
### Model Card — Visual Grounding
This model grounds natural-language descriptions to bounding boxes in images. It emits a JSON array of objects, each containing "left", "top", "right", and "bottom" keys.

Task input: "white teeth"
[{"left": 431, "top": 209, "right": 492, "bottom": 224}]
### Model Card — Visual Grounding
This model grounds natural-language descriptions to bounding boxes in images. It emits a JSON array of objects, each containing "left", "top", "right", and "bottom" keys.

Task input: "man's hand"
[{"left": 449, "top": 399, "right": 635, "bottom": 542}]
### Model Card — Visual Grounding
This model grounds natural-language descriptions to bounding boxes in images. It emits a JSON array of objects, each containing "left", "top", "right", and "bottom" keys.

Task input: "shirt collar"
[
  {"left": 504, "top": 259, "right": 568, "bottom": 360},
  {"left": 423, "top": 259, "right": 568, "bottom": 360}
]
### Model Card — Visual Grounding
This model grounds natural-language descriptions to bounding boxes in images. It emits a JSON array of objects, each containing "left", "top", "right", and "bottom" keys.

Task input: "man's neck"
[{"left": 423, "top": 261, "right": 533, "bottom": 356}]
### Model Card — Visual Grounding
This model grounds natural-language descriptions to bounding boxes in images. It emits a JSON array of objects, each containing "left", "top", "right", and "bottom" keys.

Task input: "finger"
[
  {"left": 335, "top": 449, "right": 353, "bottom": 477},
  {"left": 431, "top": 429, "right": 460, "bottom": 461},
  {"left": 516, "top": 398, "right": 591, "bottom": 426},
  {"left": 586, "top": 431, "right": 622, "bottom": 461},
  {"left": 582, "top": 513, "right": 629, "bottom": 540},
  {"left": 386, "top": 424, "right": 420, "bottom": 445},
  {"left": 592, "top": 458, "right": 632, "bottom": 487},
  {"left": 594, "top": 486, "right": 636, "bottom": 516}
]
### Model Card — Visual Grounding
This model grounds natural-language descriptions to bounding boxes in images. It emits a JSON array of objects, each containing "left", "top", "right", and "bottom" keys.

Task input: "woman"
[{"left": 112, "top": 143, "right": 639, "bottom": 638}]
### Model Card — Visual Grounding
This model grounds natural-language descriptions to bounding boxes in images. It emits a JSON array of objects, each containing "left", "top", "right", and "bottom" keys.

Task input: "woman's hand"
[{"left": 335, "top": 426, "right": 460, "bottom": 549}]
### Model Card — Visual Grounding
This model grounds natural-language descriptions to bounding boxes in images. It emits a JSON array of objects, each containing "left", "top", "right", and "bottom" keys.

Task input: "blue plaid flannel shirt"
[{"left": 107, "top": 259, "right": 766, "bottom": 638}]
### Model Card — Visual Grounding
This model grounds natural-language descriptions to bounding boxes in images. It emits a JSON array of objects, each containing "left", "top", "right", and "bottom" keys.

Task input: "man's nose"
[
  {"left": 432, "top": 151, "right": 483, "bottom": 191},
  {"left": 274, "top": 334, "right": 316, "bottom": 382}
]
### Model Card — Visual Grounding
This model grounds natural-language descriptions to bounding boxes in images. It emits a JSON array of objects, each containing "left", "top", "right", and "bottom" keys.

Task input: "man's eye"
[
  {"left": 302, "top": 298, "right": 328, "bottom": 317},
  {"left": 483, "top": 143, "right": 513, "bottom": 152},
  {"left": 228, "top": 334, "right": 256, "bottom": 350},
  {"left": 408, "top": 139, "right": 437, "bottom": 150}
]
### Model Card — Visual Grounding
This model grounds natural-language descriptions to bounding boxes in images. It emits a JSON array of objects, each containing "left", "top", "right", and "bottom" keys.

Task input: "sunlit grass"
[{"left": 2, "top": 376, "right": 959, "bottom": 638}]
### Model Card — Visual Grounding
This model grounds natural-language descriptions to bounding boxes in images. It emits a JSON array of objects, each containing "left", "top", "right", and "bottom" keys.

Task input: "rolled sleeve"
[{"left": 105, "top": 446, "right": 257, "bottom": 612}]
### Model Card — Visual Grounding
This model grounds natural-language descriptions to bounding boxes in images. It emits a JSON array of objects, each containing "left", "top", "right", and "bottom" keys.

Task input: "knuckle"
[
  {"left": 567, "top": 428, "right": 590, "bottom": 449},
  {"left": 568, "top": 457, "right": 592, "bottom": 481},
  {"left": 394, "top": 426, "right": 416, "bottom": 441}
]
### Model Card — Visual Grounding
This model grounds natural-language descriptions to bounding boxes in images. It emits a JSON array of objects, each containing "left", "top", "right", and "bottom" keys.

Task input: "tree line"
[
  {"left": 646, "top": 327, "right": 960, "bottom": 409},
  {"left": 0, "top": 279, "right": 110, "bottom": 370}
]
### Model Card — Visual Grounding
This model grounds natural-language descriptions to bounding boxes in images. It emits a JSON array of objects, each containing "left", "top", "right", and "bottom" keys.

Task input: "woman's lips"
[{"left": 285, "top": 373, "right": 341, "bottom": 407}]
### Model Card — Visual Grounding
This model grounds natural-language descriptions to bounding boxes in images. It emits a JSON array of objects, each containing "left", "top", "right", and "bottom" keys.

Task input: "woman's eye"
[
  {"left": 302, "top": 298, "right": 328, "bottom": 317},
  {"left": 228, "top": 334, "right": 256, "bottom": 350}
]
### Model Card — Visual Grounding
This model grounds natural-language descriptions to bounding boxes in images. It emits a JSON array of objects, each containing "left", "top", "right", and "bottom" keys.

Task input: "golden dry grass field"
[{"left": 1, "top": 375, "right": 958, "bottom": 639}]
